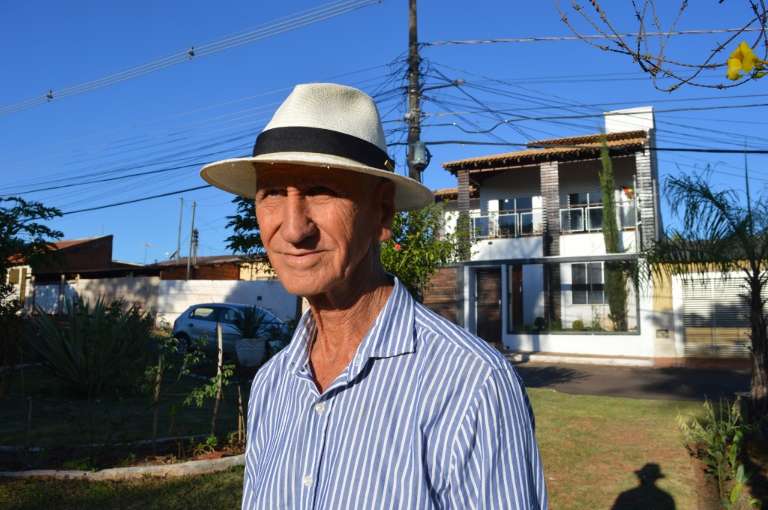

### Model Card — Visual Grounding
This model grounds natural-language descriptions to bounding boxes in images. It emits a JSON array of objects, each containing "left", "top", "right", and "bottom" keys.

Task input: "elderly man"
[{"left": 201, "top": 83, "right": 547, "bottom": 509}]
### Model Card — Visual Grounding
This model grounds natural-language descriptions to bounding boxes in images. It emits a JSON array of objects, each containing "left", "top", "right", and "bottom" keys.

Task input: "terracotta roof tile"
[{"left": 443, "top": 130, "right": 648, "bottom": 171}]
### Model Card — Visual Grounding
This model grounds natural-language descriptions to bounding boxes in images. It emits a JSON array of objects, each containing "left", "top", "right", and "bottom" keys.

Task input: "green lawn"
[{"left": 0, "top": 388, "right": 701, "bottom": 510}]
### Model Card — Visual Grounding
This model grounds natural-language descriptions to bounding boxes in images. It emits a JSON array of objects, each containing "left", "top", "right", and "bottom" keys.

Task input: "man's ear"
[{"left": 375, "top": 178, "right": 396, "bottom": 242}]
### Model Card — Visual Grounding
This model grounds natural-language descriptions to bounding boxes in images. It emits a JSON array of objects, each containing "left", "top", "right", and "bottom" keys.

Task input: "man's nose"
[{"left": 280, "top": 193, "right": 317, "bottom": 245}]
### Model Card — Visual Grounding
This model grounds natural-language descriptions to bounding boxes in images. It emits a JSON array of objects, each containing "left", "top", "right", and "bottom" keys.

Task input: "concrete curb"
[
  {"left": 0, "top": 454, "right": 244, "bottom": 481},
  {"left": 505, "top": 352, "right": 654, "bottom": 367}
]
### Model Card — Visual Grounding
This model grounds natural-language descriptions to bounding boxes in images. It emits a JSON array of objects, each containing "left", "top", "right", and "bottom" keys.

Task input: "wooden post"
[
  {"left": 236, "top": 383, "right": 245, "bottom": 443},
  {"left": 151, "top": 351, "right": 163, "bottom": 454},
  {"left": 211, "top": 321, "right": 224, "bottom": 437},
  {"left": 25, "top": 397, "right": 32, "bottom": 451}
]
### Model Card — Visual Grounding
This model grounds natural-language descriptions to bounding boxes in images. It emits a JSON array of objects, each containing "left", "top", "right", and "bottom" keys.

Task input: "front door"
[{"left": 475, "top": 268, "right": 501, "bottom": 343}]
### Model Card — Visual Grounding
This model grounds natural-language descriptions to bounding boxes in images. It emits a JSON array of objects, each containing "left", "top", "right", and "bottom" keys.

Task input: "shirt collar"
[{"left": 282, "top": 276, "right": 416, "bottom": 379}]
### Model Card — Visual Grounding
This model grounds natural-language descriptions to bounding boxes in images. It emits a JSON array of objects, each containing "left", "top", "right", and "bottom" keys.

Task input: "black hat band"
[{"left": 252, "top": 126, "right": 395, "bottom": 172}]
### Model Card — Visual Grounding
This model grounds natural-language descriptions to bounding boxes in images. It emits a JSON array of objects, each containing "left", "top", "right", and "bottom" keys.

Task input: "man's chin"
[{"left": 273, "top": 269, "right": 334, "bottom": 297}]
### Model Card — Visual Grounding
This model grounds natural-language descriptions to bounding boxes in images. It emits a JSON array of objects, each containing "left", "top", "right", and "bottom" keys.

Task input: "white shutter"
[{"left": 682, "top": 275, "right": 751, "bottom": 358}]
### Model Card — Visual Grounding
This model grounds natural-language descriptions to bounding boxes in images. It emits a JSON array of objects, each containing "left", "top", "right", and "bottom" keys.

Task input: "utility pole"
[
  {"left": 176, "top": 197, "right": 184, "bottom": 260},
  {"left": 406, "top": 0, "right": 429, "bottom": 181},
  {"left": 191, "top": 229, "right": 199, "bottom": 266},
  {"left": 186, "top": 201, "right": 196, "bottom": 280},
  {"left": 745, "top": 138, "right": 754, "bottom": 236}
]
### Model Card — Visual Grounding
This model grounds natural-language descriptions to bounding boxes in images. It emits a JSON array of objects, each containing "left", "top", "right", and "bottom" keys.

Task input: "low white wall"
[
  {"left": 154, "top": 279, "right": 297, "bottom": 324},
  {"left": 503, "top": 332, "right": 653, "bottom": 358},
  {"left": 502, "top": 262, "right": 656, "bottom": 358},
  {"left": 30, "top": 278, "right": 298, "bottom": 325}
]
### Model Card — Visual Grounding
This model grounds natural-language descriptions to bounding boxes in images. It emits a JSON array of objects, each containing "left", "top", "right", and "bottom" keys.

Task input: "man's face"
[{"left": 254, "top": 165, "right": 395, "bottom": 298}]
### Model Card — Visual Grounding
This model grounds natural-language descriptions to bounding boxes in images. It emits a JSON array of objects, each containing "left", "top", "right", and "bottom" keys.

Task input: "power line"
[
  {"left": 1, "top": 0, "right": 381, "bottom": 116},
  {"left": 60, "top": 185, "right": 213, "bottom": 216},
  {"left": 3, "top": 159, "right": 227, "bottom": 196},
  {"left": 424, "top": 27, "right": 768, "bottom": 47},
  {"left": 419, "top": 102, "right": 768, "bottom": 134}
]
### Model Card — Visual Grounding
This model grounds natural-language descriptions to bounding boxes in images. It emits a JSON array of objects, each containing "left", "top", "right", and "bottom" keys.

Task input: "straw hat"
[{"left": 200, "top": 83, "right": 433, "bottom": 211}]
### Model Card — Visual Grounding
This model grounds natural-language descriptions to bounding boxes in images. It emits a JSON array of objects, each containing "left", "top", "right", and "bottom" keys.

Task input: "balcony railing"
[
  {"left": 559, "top": 202, "right": 637, "bottom": 234},
  {"left": 471, "top": 209, "right": 544, "bottom": 240}
]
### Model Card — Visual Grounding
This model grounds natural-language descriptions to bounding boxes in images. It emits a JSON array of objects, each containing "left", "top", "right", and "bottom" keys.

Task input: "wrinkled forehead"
[{"left": 255, "top": 163, "right": 383, "bottom": 191}]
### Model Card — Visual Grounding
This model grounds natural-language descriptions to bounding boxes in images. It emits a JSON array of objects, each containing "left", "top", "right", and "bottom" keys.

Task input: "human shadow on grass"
[
  {"left": 512, "top": 365, "right": 588, "bottom": 388},
  {"left": 610, "top": 463, "right": 675, "bottom": 510}
]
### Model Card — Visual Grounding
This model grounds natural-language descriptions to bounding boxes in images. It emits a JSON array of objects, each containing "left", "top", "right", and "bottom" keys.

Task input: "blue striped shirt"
[{"left": 242, "top": 277, "right": 548, "bottom": 509}]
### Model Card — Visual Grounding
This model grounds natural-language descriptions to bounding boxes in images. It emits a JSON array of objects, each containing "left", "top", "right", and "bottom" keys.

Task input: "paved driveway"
[{"left": 511, "top": 361, "right": 750, "bottom": 401}]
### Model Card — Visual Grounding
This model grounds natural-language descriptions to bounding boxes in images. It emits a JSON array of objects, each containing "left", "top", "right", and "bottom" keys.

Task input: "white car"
[{"left": 172, "top": 303, "right": 289, "bottom": 365}]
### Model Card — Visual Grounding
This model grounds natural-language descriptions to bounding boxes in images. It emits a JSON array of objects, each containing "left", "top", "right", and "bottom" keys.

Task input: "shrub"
[
  {"left": 571, "top": 319, "right": 585, "bottom": 331},
  {"left": 28, "top": 299, "right": 155, "bottom": 398},
  {"left": 678, "top": 399, "right": 760, "bottom": 509},
  {"left": 238, "top": 307, "right": 274, "bottom": 339}
]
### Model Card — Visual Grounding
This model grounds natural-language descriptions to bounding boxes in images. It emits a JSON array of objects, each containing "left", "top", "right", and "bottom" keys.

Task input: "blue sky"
[{"left": 1, "top": 1, "right": 765, "bottom": 263}]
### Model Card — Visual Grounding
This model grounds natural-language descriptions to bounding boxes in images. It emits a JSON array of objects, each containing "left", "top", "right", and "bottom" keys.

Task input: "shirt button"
[
  {"left": 314, "top": 402, "right": 326, "bottom": 415},
  {"left": 302, "top": 474, "right": 313, "bottom": 488}
]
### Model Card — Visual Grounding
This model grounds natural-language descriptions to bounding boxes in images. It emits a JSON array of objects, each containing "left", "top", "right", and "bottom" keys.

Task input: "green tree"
[
  {"left": 0, "top": 197, "right": 63, "bottom": 279},
  {"left": 647, "top": 172, "right": 768, "bottom": 421},
  {"left": 380, "top": 204, "right": 457, "bottom": 300},
  {"left": 599, "top": 144, "right": 628, "bottom": 331},
  {"left": 225, "top": 195, "right": 264, "bottom": 261},
  {"left": 0, "top": 197, "right": 62, "bottom": 396}
]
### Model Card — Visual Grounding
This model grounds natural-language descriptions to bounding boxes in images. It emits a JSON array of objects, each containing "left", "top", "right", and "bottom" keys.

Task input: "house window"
[
  {"left": 571, "top": 262, "right": 604, "bottom": 305},
  {"left": 498, "top": 197, "right": 534, "bottom": 237},
  {"left": 561, "top": 191, "right": 604, "bottom": 232},
  {"left": 499, "top": 196, "right": 533, "bottom": 212},
  {"left": 565, "top": 191, "right": 602, "bottom": 207}
]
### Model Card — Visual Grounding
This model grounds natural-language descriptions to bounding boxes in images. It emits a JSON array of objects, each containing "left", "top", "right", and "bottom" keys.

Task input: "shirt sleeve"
[{"left": 444, "top": 367, "right": 548, "bottom": 510}]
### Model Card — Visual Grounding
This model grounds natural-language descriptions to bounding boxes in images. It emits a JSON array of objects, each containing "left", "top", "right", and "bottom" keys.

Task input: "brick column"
[
  {"left": 634, "top": 148, "right": 658, "bottom": 249},
  {"left": 540, "top": 161, "right": 560, "bottom": 256},
  {"left": 539, "top": 161, "right": 561, "bottom": 325},
  {"left": 456, "top": 168, "right": 471, "bottom": 261}
]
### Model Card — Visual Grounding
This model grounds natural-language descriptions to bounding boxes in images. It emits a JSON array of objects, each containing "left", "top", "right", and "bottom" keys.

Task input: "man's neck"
[{"left": 306, "top": 261, "right": 393, "bottom": 391}]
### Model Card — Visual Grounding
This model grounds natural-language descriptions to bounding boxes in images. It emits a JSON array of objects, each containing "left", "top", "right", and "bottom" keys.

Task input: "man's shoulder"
[
  {"left": 250, "top": 344, "right": 293, "bottom": 387},
  {"left": 412, "top": 301, "right": 513, "bottom": 376}
]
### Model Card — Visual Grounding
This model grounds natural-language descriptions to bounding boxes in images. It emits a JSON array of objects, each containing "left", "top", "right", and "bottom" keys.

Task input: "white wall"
[
  {"left": 472, "top": 237, "right": 544, "bottom": 261},
  {"left": 559, "top": 231, "right": 638, "bottom": 256},
  {"left": 30, "top": 277, "right": 299, "bottom": 325},
  {"left": 605, "top": 106, "right": 654, "bottom": 133}
]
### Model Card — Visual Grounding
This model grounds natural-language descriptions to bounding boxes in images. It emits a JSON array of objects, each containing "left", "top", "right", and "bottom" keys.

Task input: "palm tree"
[{"left": 647, "top": 172, "right": 767, "bottom": 420}]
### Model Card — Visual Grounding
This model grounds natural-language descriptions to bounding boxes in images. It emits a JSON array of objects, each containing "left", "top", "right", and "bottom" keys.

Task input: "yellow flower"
[
  {"left": 738, "top": 41, "right": 756, "bottom": 72},
  {"left": 727, "top": 58, "right": 743, "bottom": 80},
  {"left": 726, "top": 41, "right": 764, "bottom": 80}
]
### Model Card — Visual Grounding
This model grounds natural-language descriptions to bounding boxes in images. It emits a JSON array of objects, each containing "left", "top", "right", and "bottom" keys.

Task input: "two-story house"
[{"left": 433, "top": 107, "right": 665, "bottom": 361}]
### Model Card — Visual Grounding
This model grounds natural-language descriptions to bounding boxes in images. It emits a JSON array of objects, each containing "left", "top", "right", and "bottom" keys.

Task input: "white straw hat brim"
[{"left": 200, "top": 152, "right": 434, "bottom": 211}]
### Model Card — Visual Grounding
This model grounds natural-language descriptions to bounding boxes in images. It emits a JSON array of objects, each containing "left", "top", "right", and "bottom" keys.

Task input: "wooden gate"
[{"left": 475, "top": 268, "right": 501, "bottom": 343}]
